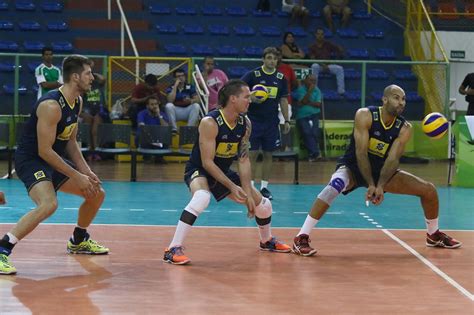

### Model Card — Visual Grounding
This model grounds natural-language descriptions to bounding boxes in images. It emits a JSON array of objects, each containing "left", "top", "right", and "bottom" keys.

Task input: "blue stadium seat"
[
  {"left": 310, "top": 11, "right": 322, "bottom": 18},
  {"left": 149, "top": 4, "right": 171, "bottom": 15},
  {"left": 364, "top": 29, "right": 384, "bottom": 39},
  {"left": 345, "top": 90, "right": 361, "bottom": 101},
  {"left": 27, "top": 61, "right": 40, "bottom": 73},
  {"left": 47, "top": 21, "right": 68, "bottom": 31},
  {"left": 226, "top": 6, "right": 247, "bottom": 16},
  {"left": 375, "top": 48, "right": 396, "bottom": 60},
  {"left": 19, "top": 21, "right": 41, "bottom": 31},
  {"left": 370, "top": 91, "right": 383, "bottom": 100},
  {"left": 176, "top": 6, "right": 196, "bottom": 15},
  {"left": 3, "top": 84, "right": 27, "bottom": 95},
  {"left": 277, "top": 10, "right": 289, "bottom": 18},
  {"left": 353, "top": 9, "right": 372, "bottom": 19},
  {"left": 337, "top": 28, "right": 359, "bottom": 38},
  {"left": 252, "top": 9, "right": 272, "bottom": 17},
  {"left": 183, "top": 24, "right": 204, "bottom": 35},
  {"left": 202, "top": 5, "right": 222, "bottom": 16},
  {"left": 155, "top": 23, "right": 177, "bottom": 34},
  {"left": 347, "top": 48, "right": 369, "bottom": 59},
  {"left": 344, "top": 68, "right": 361, "bottom": 79},
  {"left": 0, "top": 20, "right": 13, "bottom": 30},
  {"left": 234, "top": 26, "right": 255, "bottom": 36},
  {"left": 216, "top": 45, "right": 239, "bottom": 57},
  {"left": 260, "top": 26, "right": 281, "bottom": 37},
  {"left": 286, "top": 26, "right": 307, "bottom": 37},
  {"left": 208, "top": 24, "right": 229, "bottom": 35},
  {"left": 51, "top": 41, "right": 73, "bottom": 52},
  {"left": 0, "top": 62, "right": 20, "bottom": 72},
  {"left": 41, "top": 1, "right": 63, "bottom": 12},
  {"left": 15, "top": 0, "right": 35, "bottom": 11},
  {"left": 367, "top": 68, "right": 389, "bottom": 79},
  {"left": 24, "top": 40, "right": 46, "bottom": 51},
  {"left": 322, "top": 90, "right": 343, "bottom": 101},
  {"left": 227, "top": 66, "right": 250, "bottom": 78},
  {"left": 393, "top": 69, "right": 416, "bottom": 80},
  {"left": 164, "top": 44, "right": 187, "bottom": 55},
  {"left": 0, "top": 1, "right": 8, "bottom": 10},
  {"left": 243, "top": 46, "right": 263, "bottom": 57},
  {"left": 0, "top": 40, "right": 19, "bottom": 51},
  {"left": 191, "top": 44, "right": 213, "bottom": 56},
  {"left": 406, "top": 91, "right": 423, "bottom": 102}
]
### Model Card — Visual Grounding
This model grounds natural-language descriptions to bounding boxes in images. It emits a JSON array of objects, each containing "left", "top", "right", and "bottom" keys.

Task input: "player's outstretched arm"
[{"left": 354, "top": 108, "right": 374, "bottom": 187}]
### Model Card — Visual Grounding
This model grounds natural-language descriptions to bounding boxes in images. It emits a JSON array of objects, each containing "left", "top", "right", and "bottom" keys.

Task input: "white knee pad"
[
  {"left": 317, "top": 167, "right": 350, "bottom": 206},
  {"left": 185, "top": 190, "right": 211, "bottom": 216},
  {"left": 255, "top": 197, "right": 272, "bottom": 219}
]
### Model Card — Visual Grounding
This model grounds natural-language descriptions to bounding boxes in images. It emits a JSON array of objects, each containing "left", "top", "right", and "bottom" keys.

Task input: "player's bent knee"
[
  {"left": 37, "top": 199, "right": 59, "bottom": 220},
  {"left": 317, "top": 176, "right": 347, "bottom": 206},
  {"left": 255, "top": 197, "right": 272, "bottom": 219},
  {"left": 185, "top": 189, "right": 211, "bottom": 216}
]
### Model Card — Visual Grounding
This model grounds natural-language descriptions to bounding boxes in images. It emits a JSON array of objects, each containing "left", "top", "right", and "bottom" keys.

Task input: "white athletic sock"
[
  {"left": 425, "top": 217, "right": 439, "bottom": 235},
  {"left": 261, "top": 180, "right": 268, "bottom": 189},
  {"left": 169, "top": 221, "right": 192, "bottom": 248},
  {"left": 6, "top": 232, "right": 18, "bottom": 244},
  {"left": 258, "top": 223, "right": 272, "bottom": 242},
  {"left": 298, "top": 215, "right": 319, "bottom": 236}
]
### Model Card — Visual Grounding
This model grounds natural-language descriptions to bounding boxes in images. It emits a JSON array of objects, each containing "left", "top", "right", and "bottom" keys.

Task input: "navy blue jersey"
[
  {"left": 241, "top": 66, "right": 288, "bottom": 122},
  {"left": 338, "top": 106, "right": 406, "bottom": 180},
  {"left": 188, "top": 109, "right": 247, "bottom": 172},
  {"left": 16, "top": 88, "right": 81, "bottom": 158}
]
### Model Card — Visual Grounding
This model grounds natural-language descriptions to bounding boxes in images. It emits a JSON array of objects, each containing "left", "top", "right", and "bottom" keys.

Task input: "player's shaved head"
[{"left": 383, "top": 84, "right": 404, "bottom": 97}]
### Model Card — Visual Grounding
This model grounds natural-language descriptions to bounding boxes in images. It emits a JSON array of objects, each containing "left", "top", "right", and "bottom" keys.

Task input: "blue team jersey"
[
  {"left": 339, "top": 106, "right": 407, "bottom": 180},
  {"left": 241, "top": 66, "right": 288, "bottom": 122},
  {"left": 16, "top": 87, "right": 81, "bottom": 158},
  {"left": 188, "top": 109, "right": 247, "bottom": 172}
]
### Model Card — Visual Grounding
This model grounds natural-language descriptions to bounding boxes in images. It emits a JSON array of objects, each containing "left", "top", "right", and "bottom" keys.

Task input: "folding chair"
[{"left": 175, "top": 126, "right": 198, "bottom": 156}]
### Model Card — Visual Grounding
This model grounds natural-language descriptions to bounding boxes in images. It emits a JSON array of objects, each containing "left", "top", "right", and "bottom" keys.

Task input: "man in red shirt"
[
  {"left": 130, "top": 74, "right": 163, "bottom": 129},
  {"left": 277, "top": 51, "right": 298, "bottom": 124}
]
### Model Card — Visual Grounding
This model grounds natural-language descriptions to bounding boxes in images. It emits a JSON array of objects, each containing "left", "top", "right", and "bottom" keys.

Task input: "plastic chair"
[
  {"left": 367, "top": 68, "right": 389, "bottom": 79},
  {"left": 336, "top": 28, "right": 359, "bottom": 38},
  {"left": 216, "top": 45, "right": 239, "bottom": 57},
  {"left": 183, "top": 24, "right": 204, "bottom": 35},
  {"left": 364, "top": 29, "right": 384, "bottom": 39},
  {"left": 252, "top": 9, "right": 272, "bottom": 17},
  {"left": 15, "top": 0, "right": 35, "bottom": 11},
  {"left": 41, "top": 0, "right": 63, "bottom": 12},
  {"left": 226, "top": 6, "right": 247, "bottom": 16},
  {"left": 260, "top": 26, "right": 281, "bottom": 37},
  {"left": 3, "top": 84, "right": 27, "bottom": 95},
  {"left": 191, "top": 44, "right": 213, "bottom": 56},
  {"left": 234, "top": 25, "right": 255, "bottom": 36},
  {"left": 0, "top": 20, "right": 14, "bottom": 30},
  {"left": 23, "top": 40, "right": 45, "bottom": 52},
  {"left": 19, "top": 21, "right": 41, "bottom": 31},
  {"left": 175, "top": 126, "right": 198, "bottom": 156},
  {"left": 47, "top": 21, "right": 68, "bottom": 31},
  {"left": 149, "top": 4, "right": 171, "bottom": 15},
  {"left": 202, "top": 5, "right": 222, "bottom": 16},
  {"left": 208, "top": 24, "right": 229, "bottom": 35},
  {"left": 227, "top": 66, "right": 250, "bottom": 78},
  {"left": 164, "top": 44, "right": 187, "bottom": 55},
  {"left": 51, "top": 41, "right": 73, "bottom": 52},
  {"left": 0, "top": 1, "right": 8, "bottom": 10},
  {"left": 155, "top": 23, "right": 177, "bottom": 34},
  {"left": 0, "top": 40, "right": 19, "bottom": 51},
  {"left": 175, "top": 6, "right": 196, "bottom": 15},
  {"left": 243, "top": 46, "right": 263, "bottom": 57},
  {"left": 375, "top": 48, "right": 396, "bottom": 60},
  {"left": 0, "top": 62, "right": 19, "bottom": 72}
]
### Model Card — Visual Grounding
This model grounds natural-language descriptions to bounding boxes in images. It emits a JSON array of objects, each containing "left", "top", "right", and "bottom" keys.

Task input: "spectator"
[
  {"left": 130, "top": 74, "right": 163, "bottom": 129},
  {"left": 293, "top": 73, "right": 322, "bottom": 161},
  {"left": 277, "top": 50, "right": 298, "bottom": 125},
  {"left": 308, "top": 28, "right": 345, "bottom": 95},
  {"left": 282, "top": 0, "right": 310, "bottom": 29},
  {"left": 280, "top": 32, "right": 305, "bottom": 60},
  {"left": 136, "top": 95, "right": 169, "bottom": 146},
  {"left": 323, "top": 0, "right": 352, "bottom": 31},
  {"left": 164, "top": 68, "right": 201, "bottom": 134},
  {"left": 202, "top": 56, "right": 229, "bottom": 111},
  {"left": 35, "top": 47, "right": 63, "bottom": 99},
  {"left": 80, "top": 72, "right": 110, "bottom": 162},
  {"left": 458, "top": 72, "right": 474, "bottom": 115}
]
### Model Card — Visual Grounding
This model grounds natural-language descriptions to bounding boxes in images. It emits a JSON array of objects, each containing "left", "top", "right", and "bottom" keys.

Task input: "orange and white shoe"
[
  {"left": 163, "top": 246, "right": 191, "bottom": 265},
  {"left": 259, "top": 236, "right": 291, "bottom": 253}
]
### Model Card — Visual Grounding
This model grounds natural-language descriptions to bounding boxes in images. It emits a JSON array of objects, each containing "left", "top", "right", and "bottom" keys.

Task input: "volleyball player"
[{"left": 293, "top": 84, "right": 462, "bottom": 256}]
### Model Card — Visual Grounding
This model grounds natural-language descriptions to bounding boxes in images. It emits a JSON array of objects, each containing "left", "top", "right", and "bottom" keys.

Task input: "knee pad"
[
  {"left": 317, "top": 168, "right": 350, "bottom": 206},
  {"left": 184, "top": 190, "right": 211, "bottom": 217},
  {"left": 255, "top": 197, "right": 272, "bottom": 219}
]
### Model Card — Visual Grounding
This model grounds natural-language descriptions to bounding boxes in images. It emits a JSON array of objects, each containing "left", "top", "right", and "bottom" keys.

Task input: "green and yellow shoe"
[
  {"left": 67, "top": 239, "right": 109, "bottom": 255},
  {"left": 0, "top": 254, "right": 17, "bottom": 275}
]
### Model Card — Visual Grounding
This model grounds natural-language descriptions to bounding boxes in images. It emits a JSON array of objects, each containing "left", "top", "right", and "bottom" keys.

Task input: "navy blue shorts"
[
  {"left": 184, "top": 165, "right": 241, "bottom": 202},
  {"left": 15, "top": 153, "right": 75, "bottom": 193},
  {"left": 249, "top": 119, "right": 280, "bottom": 152}
]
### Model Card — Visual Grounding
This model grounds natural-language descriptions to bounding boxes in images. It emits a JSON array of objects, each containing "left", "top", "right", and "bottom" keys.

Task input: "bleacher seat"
[
  {"left": 310, "top": 11, "right": 321, "bottom": 18},
  {"left": 0, "top": 62, "right": 20, "bottom": 72},
  {"left": 347, "top": 48, "right": 370, "bottom": 59},
  {"left": 227, "top": 66, "right": 250, "bottom": 78},
  {"left": 252, "top": 9, "right": 272, "bottom": 17},
  {"left": 260, "top": 26, "right": 281, "bottom": 37},
  {"left": 370, "top": 91, "right": 383, "bottom": 100},
  {"left": 27, "top": 62, "right": 40, "bottom": 73},
  {"left": 3, "top": 84, "right": 27, "bottom": 95},
  {"left": 337, "top": 28, "right": 359, "bottom": 38},
  {"left": 47, "top": 21, "right": 68, "bottom": 31},
  {"left": 24, "top": 40, "right": 46, "bottom": 51},
  {"left": 0, "top": 1, "right": 8, "bottom": 10},
  {"left": 175, "top": 6, "right": 196, "bottom": 15},
  {"left": 216, "top": 45, "right": 239, "bottom": 57},
  {"left": 322, "top": 90, "right": 343, "bottom": 101},
  {"left": 243, "top": 46, "right": 263, "bottom": 57},
  {"left": 164, "top": 44, "right": 187, "bottom": 55},
  {"left": 393, "top": 69, "right": 416, "bottom": 80},
  {"left": 345, "top": 90, "right": 361, "bottom": 101},
  {"left": 226, "top": 6, "right": 247, "bottom": 16},
  {"left": 286, "top": 26, "right": 307, "bottom": 37},
  {"left": 353, "top": 9, "right": 372, "bottom": 19},
  {"left": 234, "top": 26, "right": 255, "bottom": 36},
  {"left": 208, "top": 24, "right": 229, "bottom": 35},
  {"left": 41, "top": 0, "right": 63, "bottom": 12},
  {"left": 466, "top": 2, "right": 474, "bottom": 19},
  {"left": 15, "top": 0, "right": 35, "bottom": 11},
  {"left": 0, "top": 40, "right": 19, "bottom": 51},
  {"left": 202, "top": 5, "right": 222, "bottom": 16},
  {"left": 277, "top": 10, "right": 289, "bottom": 18},
  {"left": 19, "top": 21, "right": 41, "bottom": 31},
  {"left": 364, "top": 29, "right": 384, "bottom": 39},
  {"left": 155, "top": 23, "right": 177, "bottom": 34},
  {"left": 51, "top": 41, "right": 73, "bottom": 52},
  {"left": 0, "top": 20, "right": 13, "bottom": 30},
  {"left": 406, "top": 91, "right": 423, "bottom": 102},
  {"left": 344, "top": 68, "right": 361, "bottom": 79},
  {"left": 367, "top": 68, "right": 389, "bottom": 79},
  {"left": 191, "top": 44, "right": 213, "bottom": 56},
  {"left": 149, "top": 4, "right": 171, "bottom": 15},
  {"left": 375, "top": 48, "right": 396, "bottom": 60},
  {"left": 183, "top": 24, "right": 204, "bottom": 35},
  {"left": 437, "top": 1, "right": 459, "bottom": 20}
]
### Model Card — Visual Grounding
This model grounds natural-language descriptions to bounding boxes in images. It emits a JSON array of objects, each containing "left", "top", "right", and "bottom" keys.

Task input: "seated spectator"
[
  {"left": 323, "top": 0, "right": 352, "bottom": 31},
  {"left": 293, "top": 73, "right": 322, "bottom": 161},
  {"left": 130, "top": 74, "right": 163, "bottom": 129},
  {"left": 280, "top": 32, "right": 305, "bottom": 60},
  {"left": 80, "top": 72, "right": 110, "bottom": 162},
  {"left": 136, "top": 95, "right": 169, "bottom": 149},
  {"left": 165, "top": 68, "right": 201, "bottom": 134},
  {"left": 202, "top": 56, "right": 228, "bottom": 112},
  {"left": 282, "top": 0, "right": 310, "bottom": 29},
  {"left": 308, "top": 28, "right": 345, "bottom": 95}
]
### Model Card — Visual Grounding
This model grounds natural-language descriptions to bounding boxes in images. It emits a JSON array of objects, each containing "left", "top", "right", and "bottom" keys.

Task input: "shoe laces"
[
  {"left": 0, "top": 254, "right": 9, "bottom": 264},
  {"left": 297, "top": 235, "right": 310, "bottom": 246},
  {"left": 170, "top": 246, "right": 185, "bottom": 256}
]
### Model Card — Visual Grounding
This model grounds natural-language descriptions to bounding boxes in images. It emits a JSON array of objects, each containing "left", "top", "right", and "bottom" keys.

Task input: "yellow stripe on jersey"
[
  {"left": 368, "top": 137, "right": 389, "bottom": 158},
  {"left": 57, "top": 123, "right": 77, "bottom": 141},
  {"left": 216, "top": 142, "right": 239, "bottom": 158}
]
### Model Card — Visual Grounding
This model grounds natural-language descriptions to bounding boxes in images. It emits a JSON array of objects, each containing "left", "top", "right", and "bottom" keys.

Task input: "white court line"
[
  {"left": 162, "top": 209, "right": 177, "bottom": 212},
  {"left": 228, "top": 210, "right": 242, "bottom": 213},
  {"left": 63, "top": 207, "right": 78, "bottom": 210},
  {"left": 129, "top": 208, "right": 144, "bottom": 212},
  {"left": 0, "top": 206, "right": 12, "bottom": 209},
  {"left": 99, "top": 208, "right": 111, "bottom": 211},
  {"left": 382, "top": 229, "right": 474, "bottom": 301}
]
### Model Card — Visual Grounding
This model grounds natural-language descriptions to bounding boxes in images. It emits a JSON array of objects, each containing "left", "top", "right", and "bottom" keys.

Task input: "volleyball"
[
  {"left": 421, "top": 112, "right": 448, "bottom": 139},
  {"left": 251, "top": 84, "right": 269, "bottom": 102}
]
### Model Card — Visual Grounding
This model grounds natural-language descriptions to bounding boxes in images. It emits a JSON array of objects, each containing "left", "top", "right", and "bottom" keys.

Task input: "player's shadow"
[{"left": 10, "top": 256, "right": 113, "bottom": 314}]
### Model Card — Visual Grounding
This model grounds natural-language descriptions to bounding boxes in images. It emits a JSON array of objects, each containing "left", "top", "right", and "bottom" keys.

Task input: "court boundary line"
[{"left": 382, "top": 228, "right": 474, "bottom": 301}]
